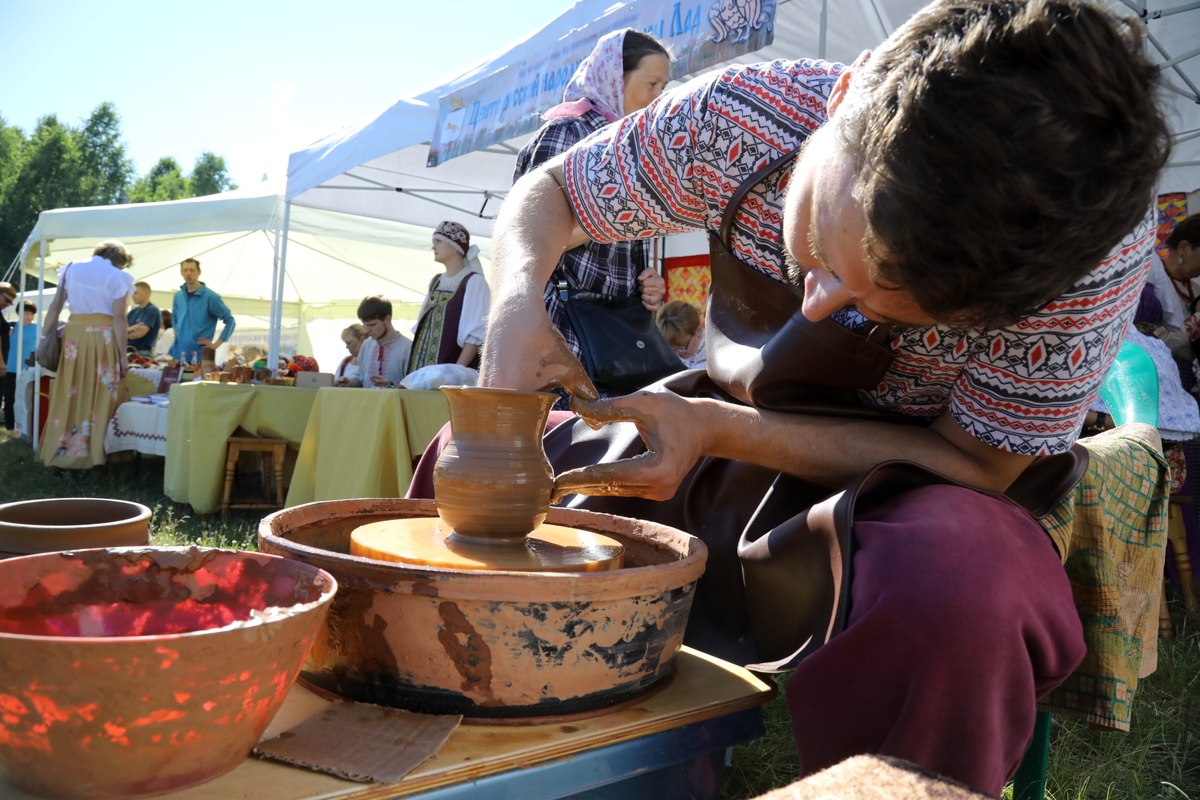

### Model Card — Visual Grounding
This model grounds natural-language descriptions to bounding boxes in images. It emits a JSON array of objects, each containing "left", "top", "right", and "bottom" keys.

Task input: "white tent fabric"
[
  {"left": 285, "top": 0, "right": 1200, "bottom": 239},
  {"left": 13, "top": 183, "right": 488, "bottom": 371}
]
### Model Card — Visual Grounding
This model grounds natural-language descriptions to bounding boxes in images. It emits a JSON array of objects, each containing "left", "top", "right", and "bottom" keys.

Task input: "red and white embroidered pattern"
[{"left": 561, "top": 59, "right": 1152, "bottom": 456}]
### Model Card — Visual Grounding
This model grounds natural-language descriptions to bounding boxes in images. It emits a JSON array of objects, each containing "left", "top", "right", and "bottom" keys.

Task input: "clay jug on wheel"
[{"left": 433, "top": 386, "right": 558, "bottom": 540}]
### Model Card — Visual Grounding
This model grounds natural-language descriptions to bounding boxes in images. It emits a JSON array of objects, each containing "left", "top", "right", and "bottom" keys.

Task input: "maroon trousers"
[{"left": 409, "top": 415, "right": 1085, "bottom": 795}]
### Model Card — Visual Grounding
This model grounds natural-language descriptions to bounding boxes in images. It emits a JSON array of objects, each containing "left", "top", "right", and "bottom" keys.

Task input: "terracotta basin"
[
  {"left": 0, "top": 498, "right": 151, "bottom": 558},
  {"left": 260, "top": 498, "right": 707, "bottom": 719},
  {"left": 0, "top": 547, "right": 337, "bottom": 799}
]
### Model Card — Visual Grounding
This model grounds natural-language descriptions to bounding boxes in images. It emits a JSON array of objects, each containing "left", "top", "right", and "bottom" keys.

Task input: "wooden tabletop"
[{"left": 0, "top": 647, "right": 773, "bottom": 800}]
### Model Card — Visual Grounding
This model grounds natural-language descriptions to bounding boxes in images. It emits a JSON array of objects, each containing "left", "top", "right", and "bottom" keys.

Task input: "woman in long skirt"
[{"left": 39, "top": 241, "right": 134, "bottom": 469}]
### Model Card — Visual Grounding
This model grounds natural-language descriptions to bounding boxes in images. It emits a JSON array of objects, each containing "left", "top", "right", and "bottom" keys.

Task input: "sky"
[{"left": 0, "top": 0, "right": 572, "bottom": 189}]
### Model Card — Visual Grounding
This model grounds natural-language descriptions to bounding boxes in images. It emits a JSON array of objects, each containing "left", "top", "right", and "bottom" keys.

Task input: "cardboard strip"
[{"left": 253, "top": 701, "right": 462, "bottom": 784}]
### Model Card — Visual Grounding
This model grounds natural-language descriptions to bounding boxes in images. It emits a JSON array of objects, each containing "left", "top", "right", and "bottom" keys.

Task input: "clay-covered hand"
[
  {"left": 481, "top": 308, "right": 598, "bottom": 400},
  {"left": 551, "top": 390, "right": 703, "bottom": 502},
  {"left": 637, "top": 268, "right": 666, "bottom": 312}
]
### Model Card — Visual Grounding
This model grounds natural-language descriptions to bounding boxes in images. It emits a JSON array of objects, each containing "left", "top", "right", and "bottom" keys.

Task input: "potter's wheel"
[{"left": 350, "top": 517, "right": 625, "bottom": 572}]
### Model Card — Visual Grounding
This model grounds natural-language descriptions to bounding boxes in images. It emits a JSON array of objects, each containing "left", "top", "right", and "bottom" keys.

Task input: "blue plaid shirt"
[{"left": 513, "top": 110, "right": 648, "bottom": 360}]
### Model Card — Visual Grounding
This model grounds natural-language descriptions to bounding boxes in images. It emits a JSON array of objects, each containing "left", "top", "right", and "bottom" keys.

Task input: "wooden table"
[
  {"left": 0, "top": 648, "right": 771, "bottom": 799},
  {"left": 285, "top": 388, "right": 449, "bottom": 506}
]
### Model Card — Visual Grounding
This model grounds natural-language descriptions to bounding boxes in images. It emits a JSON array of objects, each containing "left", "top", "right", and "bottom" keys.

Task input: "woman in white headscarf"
[
  {"left": 407, "top": 220, "right": 491, "bottom": 375},
  {"left": 512, "top": 29, "right": 671, "bottom": 390}
]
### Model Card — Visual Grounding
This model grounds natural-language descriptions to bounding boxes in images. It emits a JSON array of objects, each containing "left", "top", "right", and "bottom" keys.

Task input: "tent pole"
[
  {"left": 268, "top": 203, "right": 292, "bottom": 374},
  {"left": 818, "top": 0, "right": 828, "bottom": 60}
]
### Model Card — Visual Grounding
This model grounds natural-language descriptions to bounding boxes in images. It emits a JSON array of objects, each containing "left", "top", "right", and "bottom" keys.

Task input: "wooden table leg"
[
  {"left": 273, "top": 444, "right": 286, "bottom": 507},
  {"left": 1167, "top": 502, "right": 1197, "bottom": 612}
]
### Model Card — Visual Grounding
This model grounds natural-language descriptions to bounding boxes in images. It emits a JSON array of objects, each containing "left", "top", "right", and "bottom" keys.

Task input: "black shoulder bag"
[{"left": 557, "top": 280, "right": 683, "bottom": 393}]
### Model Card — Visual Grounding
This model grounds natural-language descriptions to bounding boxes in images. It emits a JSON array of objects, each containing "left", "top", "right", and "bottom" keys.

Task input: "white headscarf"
[{"left": 542, "top": 29, "right": 628, "bottom": 123}]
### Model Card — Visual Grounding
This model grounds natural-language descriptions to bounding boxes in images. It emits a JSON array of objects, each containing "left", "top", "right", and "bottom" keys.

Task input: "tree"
[
  {"left": 0, "top": 116, "right": 85, "bottom": 274},
  {"left": 76, "top": 102, "right": 133, "bottom": 206},
  {"left": 0, "top": 114, "right": 28, "bottom": 200},
  {"left": 190, "top": 151, "right": 236, "bottom": 196},
  {"left": 127, "top": 157, "right": 190, "bottom": 203}
]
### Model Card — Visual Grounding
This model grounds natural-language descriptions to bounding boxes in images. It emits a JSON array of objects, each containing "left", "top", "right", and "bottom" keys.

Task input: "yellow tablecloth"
[
  {"left": 285, "top": 388, "right": 450, "bottom": 506},
  {"left": 164, "top": 382, "right": 320, "bottom": 514}
]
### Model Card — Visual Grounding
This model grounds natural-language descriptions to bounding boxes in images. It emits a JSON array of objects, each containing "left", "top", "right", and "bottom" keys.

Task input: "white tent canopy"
[
  {"left": 285, "top": 0, "right": 1200, "bottom": 240},
  {"left": 13, "top": 182, "right": 490, "bottom": 371}
]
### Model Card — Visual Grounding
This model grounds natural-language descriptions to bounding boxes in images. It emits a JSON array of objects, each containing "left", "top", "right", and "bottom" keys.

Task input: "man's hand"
[
  {"left": 128, "top": 323, "right": 149, "bottom": 338},
  {"left": 196, "top": 337, "right": 214, "bottom": 347},
  {"left": 551, "top": 390, "right": 704, "bottom": 502},
  {"left": 480, "top": 296, "right": 598, "bottom": 400},
  {"left": 638, "top": 268, "right": 666, "bottom": 312}
]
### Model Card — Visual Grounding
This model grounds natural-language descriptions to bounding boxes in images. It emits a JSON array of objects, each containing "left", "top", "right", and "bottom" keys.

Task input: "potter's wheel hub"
[{"left": 350, "top": 517, "right": 625, "bottom": 572}]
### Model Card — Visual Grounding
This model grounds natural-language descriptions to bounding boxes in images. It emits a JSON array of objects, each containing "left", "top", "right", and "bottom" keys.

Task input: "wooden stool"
[{"left": 222, "top": 436, "right": 287, "bottom": 514}]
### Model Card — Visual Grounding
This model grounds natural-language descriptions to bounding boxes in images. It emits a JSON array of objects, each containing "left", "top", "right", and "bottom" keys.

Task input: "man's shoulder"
[{"left": 706, "top": 58, "right": 843, "bottom": 107}]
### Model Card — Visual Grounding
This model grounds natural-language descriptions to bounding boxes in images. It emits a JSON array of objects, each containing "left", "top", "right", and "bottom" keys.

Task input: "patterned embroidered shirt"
[
  {"left": 514, "top": 109, "right": 649, "bottom": 361},
  {"left": 560, "top": 59, "right": 1153, "bottom": 456}
]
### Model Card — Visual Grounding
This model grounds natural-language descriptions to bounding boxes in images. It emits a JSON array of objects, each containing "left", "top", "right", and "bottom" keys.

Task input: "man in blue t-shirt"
[{"left": 126, "top": 281, "right": 161, "bottom": 356}]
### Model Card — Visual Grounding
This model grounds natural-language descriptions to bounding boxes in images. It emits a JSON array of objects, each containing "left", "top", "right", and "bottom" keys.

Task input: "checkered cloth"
[{"left": 1037, "top": 423, "right": 1169, "bottom": 730}]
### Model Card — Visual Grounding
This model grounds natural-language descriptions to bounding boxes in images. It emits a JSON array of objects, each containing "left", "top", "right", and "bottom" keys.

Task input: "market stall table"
[
  {"left": 164, "top": 382, "right": 319, "bottom": 514},
  {"left": 0, "top": 648, "right": 771, "bottom": 799},
  {"left": 104, "top": 393, "right": 169, "bottom": 457},
  {"left": 286, "top": 388, "right": 450, "bottom": 506}
]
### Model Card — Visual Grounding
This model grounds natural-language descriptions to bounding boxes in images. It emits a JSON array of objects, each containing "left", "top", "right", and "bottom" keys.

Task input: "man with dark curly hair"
[{"left": 417, "top": 1, "right": 1171, "bottom": 792}]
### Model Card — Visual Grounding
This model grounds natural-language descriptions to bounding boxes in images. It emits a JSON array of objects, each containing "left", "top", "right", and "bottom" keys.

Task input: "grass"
[{"left": 2, "top": 429, "right": 1197, "bottom": 798}]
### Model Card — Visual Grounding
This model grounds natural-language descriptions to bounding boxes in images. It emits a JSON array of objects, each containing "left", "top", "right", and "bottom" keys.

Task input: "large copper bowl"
[
  {"left": 260, "top": 498, "right": 707, "bottom": 719},
  {"left": 0, "top": 547, "right": 336, "bottom": 799}
]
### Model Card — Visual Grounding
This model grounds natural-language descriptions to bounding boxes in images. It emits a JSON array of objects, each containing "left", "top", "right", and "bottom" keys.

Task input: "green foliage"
[
  {"left": 0, "top": 116, "right": 85, "bottom": 272},
  {"left": 77, "top": 102, "right": 134, "bottom": 206},
  {"left": 0, "top": 103, "right": 235, "bottom": 272},
  {"left": 190, "top": 151, "right": 237, "bottom": 197},
  {"left": 126, "top": 156, "right": 190, "bottom": 203}
]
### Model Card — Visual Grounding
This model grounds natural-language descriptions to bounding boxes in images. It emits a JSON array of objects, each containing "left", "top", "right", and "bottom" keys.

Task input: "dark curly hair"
[{"left": 837, "top": 0, "right": 1171, "bottom": 327}]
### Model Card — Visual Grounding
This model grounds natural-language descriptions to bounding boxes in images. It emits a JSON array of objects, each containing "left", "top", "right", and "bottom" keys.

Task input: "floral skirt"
[{"left": 39, "top": 314, "right": 128, "bottom": 469}]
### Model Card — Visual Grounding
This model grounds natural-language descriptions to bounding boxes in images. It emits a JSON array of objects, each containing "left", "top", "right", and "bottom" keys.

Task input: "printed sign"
[{"left": 429, "top": 0, "right": 776, "bottom": 166}]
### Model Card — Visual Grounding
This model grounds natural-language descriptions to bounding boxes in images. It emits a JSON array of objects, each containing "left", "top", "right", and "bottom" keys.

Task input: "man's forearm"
[{"left": 694, "top": 398, "right": 1034, "bottom": 493}]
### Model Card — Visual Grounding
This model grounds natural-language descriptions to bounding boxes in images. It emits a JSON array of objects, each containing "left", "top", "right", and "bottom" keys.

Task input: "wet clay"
[{"left": 433, "top": 386, "right": 559, "bottom": 539}]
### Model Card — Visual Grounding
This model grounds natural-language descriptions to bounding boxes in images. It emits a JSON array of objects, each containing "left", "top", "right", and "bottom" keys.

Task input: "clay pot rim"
[
  {"left": 438, "top": 385, "right": 558, "bottom": 401},
  {"left": 259, "top": 499, "right": 707, "bottom": 596},
  {"left": 0, "top": 497, "right": 152, "bottom": 531},
  {"left": 0, "top": 546, "right": 338, "bottom": 644}
]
